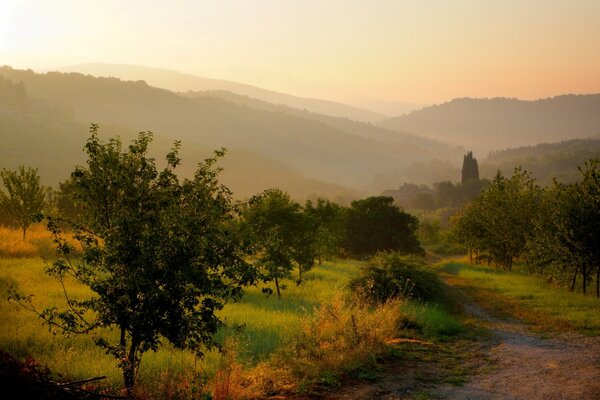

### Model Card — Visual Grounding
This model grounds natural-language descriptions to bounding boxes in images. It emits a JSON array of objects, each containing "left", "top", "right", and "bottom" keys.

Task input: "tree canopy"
[
  {"left": 343, "top": 196, "right": 423, "bottom": 258},
  {"left": 13, "top": 125, "right": 256, "bottom": 393},
  {"left": 0, "top": 166, "right": 45, "bottom": 239}
]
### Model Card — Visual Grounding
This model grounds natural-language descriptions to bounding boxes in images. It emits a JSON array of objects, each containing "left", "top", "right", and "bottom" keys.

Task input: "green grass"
[
  {"left": 401, "top": 303, "right": 463, "bottom": 339},
  {"left": 441, "top": 261, "right": 600, "bottom": 334},
  {"left": 0, "top": 255, "right": 468, "bottom": 397},
  {"left": 0, "top": 257, "right": 362, "bottom": 392}
]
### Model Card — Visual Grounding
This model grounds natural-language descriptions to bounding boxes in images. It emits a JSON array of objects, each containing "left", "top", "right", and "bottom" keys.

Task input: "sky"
[{"left": 1, "top": 0, "right": 600, "bottom": 107}]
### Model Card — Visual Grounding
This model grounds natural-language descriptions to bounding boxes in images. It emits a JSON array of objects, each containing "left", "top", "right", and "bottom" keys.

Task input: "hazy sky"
[{"left": 2, "top": 0, "right": 600, "bottom": 105}]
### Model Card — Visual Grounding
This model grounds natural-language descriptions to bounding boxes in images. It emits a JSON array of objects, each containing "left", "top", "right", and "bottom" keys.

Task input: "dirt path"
[
  {"left": 434, "top": 302, "right": 600, "bottom": 399},
  {"left": 293, "top": 281, "right": 600, "bottom": 400}
]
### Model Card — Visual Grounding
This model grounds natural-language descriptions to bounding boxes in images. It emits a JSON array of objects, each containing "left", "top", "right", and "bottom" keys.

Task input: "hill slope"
[
  {"left": 51, "top": 63, "right": 385, "bottom": 122},
  {"left": 380, "top": 95, "right": 600, "bottom": 154},
  {"left": 481, "top": 137, "right": 600, "bottom": 184},
  {"left": 0, "top": 66, "right": 460, "bottom": 191},
  {"left": 0, "top": 74, "right": 356, "bottom": 201}
]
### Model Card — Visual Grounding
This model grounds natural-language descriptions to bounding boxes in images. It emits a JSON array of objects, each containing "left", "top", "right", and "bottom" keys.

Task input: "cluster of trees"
[
  {"left": 4, "top": 127, "right": 424, "bottom": 393},
  {"left": 384, "top": 151, "right": 488, "bottom": 214},
  {"left": 452, "top": 160, "right": 600, "bottom": 296}
]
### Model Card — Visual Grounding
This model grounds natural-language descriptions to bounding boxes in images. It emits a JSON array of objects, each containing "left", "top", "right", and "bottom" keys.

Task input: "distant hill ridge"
[
  {"left": 49, "top": 63, "right": 386, "bottom": 122},
  {"left": 480, "top": 137, "right": 600, "bottom": 184},
  {"left": 0, "top": 66, "right": 462, "bottom": 198},
  {"left": 381, "top": 94, "right": 600, "bottom": 154}
]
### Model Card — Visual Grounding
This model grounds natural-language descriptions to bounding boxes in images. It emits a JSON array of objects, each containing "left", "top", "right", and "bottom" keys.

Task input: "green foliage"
[
  {"left": 0, "top": 166, "right": 46, "bottom": 239},
  {"left": 343, "top": 196, "right": 424, "bottom": 258},
  {"left": 11, "top": 126, "right": 255, "bottom": 393},
  {"left": 349, "top": 252, "right": 446, "bottom": 305},
  {"left": 451, "top": 167, "right": 541, "bottom": 269},
  {"left": 526, "top": 159, "right": 600, "bottom": 295},
  {"left": 303, "top": 198, "right": 346, "bottom": 264},
  {"left": 482, "top": 138, "right": 600, "bottom": 185},
  {"left": 400, "top": 303, "right": 462, "bottom": 338},
  {"left": 242, "top": 188, "right": 307, "bottom": 296}
]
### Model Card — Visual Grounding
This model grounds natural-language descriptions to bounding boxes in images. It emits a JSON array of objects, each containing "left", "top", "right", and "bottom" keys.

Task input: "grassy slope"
[
  {"left": 440, "top": 261, "right": 600, "bottom": 335},
  {"left": 0, "top": 251, "right": 362, "bottom": 391}
]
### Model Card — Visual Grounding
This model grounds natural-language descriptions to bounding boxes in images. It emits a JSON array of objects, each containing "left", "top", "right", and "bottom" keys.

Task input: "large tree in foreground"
[
  {"left": 12, "top": 125, "right": 255, "bottom": 394},
  {"left": 0, "top": 166, "right": 45, "bottom": 239}
]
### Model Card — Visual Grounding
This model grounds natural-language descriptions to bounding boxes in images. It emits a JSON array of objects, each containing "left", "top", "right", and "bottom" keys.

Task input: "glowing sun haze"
[{"left": 2, "top": 0, "right": 599, "bottom": 106}]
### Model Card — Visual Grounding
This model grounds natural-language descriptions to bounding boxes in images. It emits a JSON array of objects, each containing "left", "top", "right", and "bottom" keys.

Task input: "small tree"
[
  {"left": 11, "top": 126, "right": 255, "bottom": 394},
  {"left": 0, "top": 166, "right": 45, "bottom": 239},
  {"left": 452, "top": 168, "right": 540, "bottom": 269},
  {"left": 241, "top": 188, "right": 301, "bottom": 297},
  {"left": 304, "top": 198, "right": 346, "bottom": 264},
  {"left": 343, "top": 196, "right": 424, "bottom": 258}
]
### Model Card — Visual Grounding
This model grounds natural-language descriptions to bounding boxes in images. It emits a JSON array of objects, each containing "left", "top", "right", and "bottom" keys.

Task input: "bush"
[{"left": 349, "top": 252, "right": 448, "bottom": 305}]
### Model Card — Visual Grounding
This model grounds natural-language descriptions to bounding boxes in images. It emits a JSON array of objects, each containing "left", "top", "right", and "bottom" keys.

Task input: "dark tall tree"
[
  {"left": 11, "top": 126, "right": 255, "bottom": 394},
  {"left": 0, "top": 166, "right": 46, "bottom": 239},
  {"left": 343, "top": 196, "right": 424, "bottom": 258},
  {"left": 461, "top": 151, "right": 480, "bottom": 183}
]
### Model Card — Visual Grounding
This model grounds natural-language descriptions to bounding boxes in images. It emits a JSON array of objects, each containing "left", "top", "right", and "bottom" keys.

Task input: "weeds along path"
[
  {"left": 291, "top": 266, "right": 600, "bottom": 400},
  {"left": 435, "top": 273, "right": 600, "bottom": 400}
]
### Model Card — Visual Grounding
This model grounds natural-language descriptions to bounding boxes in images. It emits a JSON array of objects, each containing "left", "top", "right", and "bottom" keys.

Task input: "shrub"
[{"left": 349, "top": 252, "right": 448, "bottom": 305}]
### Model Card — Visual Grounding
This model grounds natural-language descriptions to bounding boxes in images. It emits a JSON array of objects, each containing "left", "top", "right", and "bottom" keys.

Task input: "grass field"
[
  {"left": 0, "top": 255, "right": 365, "bottom": 392},
  {"left": 440, "top": 261, "right": 600, "bottom": 335},
  {"left": 0, "top": 225, "right": 466, "bottom": 398}
]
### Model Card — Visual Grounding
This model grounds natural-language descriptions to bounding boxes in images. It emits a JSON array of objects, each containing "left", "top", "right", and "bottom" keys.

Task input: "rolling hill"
[
  {"left": 50, "top": 63, "right": 386, "bottom": 122},
  {"left": 0, "top": 66, "right": 462, "bottom": 198},
  {"left": 480, "top": 137, "right": 600, "bottom": 185},
  {"left": 380, "top": 95, "right": 600, "bottom": 155}
]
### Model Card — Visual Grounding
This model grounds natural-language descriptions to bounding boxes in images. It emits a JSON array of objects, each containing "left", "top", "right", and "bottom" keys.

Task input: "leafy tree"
[
  {"left": 452, "top": 168, "right": 540, "bottom": 269},
  {"left": 304, "top": 198, "right": 346, "bottom": 264},
  {"left": 11, "top": 126, "right": 255, "bottom": 394},
  {"left": 461, "top": 151, "right": 479, "bottom": 183},
  {"left": 242, "top": 188, "right": 302, "bottom": 297},
  {"left": 527, "top": 159, "right": 600, "bottom": 295},
  {"left": 343, "top": 196, "right": 424, "bottom": 258},
  {"left": 0, "top": 166, "right": 46, "bottom": 239}
]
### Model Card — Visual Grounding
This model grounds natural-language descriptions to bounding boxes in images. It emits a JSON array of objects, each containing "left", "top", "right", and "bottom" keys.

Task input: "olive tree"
[
  {"left": 12, "top": 125, "right": 255, "bottom": 394},
  {"left": 0, "top": 166, "right": 45, "bottom": 239}
]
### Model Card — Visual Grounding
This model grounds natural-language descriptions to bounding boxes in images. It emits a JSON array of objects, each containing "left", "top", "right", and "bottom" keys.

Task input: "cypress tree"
[{"left": 462, "top": 151, "right": 480, "bottom": 183}]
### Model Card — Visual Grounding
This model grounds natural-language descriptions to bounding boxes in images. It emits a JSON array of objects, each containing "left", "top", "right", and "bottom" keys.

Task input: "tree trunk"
[
  {"left": 582, "top": 264, "right": 587, "bottom": 295},
  {"left": 596, "top": 267, "right": 600, "bottom": 297},
  {"left": 22, "top": 226, "right": 26, "bottom": 240},
  {"left": 570, "top": 265, "right": 578, "bottom": 292},
  {"left": 298, "top": 267, "right": 303, "bottom": 283},
  {"left": 124, "top": 338, "right": 139, "bottom": 397},
  {"left": 275, "top": 276, "right": 281, "bottom": 298}
]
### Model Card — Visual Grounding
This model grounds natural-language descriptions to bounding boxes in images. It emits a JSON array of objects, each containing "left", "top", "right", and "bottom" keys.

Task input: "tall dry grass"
[
  {"left": 0, "top": 224, "right": 79, "bottom": 259},
  {"left": 209, "top": 293, "right": 405, "bottom": 398}
]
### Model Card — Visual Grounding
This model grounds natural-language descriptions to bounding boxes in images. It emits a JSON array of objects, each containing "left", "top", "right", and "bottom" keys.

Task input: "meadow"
[
  {"left": 441, "top": 261, "right": 600, "bottom": 334},
  {"left": 0, "top": 225, "right": 464, "bottom": 398}
]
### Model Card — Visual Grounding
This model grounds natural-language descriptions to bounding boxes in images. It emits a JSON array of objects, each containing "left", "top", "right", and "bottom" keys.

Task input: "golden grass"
[{"left": 0, "top": 224, "right": 79, "bottom": 259}]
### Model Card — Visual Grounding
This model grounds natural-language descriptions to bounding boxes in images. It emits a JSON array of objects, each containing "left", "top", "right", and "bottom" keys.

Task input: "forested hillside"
[
  {"left": 52, "top": 63, "right": 386, "bottom": 122},
  {"left": 481, "top": 138, "right": 600, "bottom": 184},
  {"left": 381, "top": 95, "right": 600, "bottom": 154},
  {"left": 0, "top": 67, "right": 461, "bottom": 192}
]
